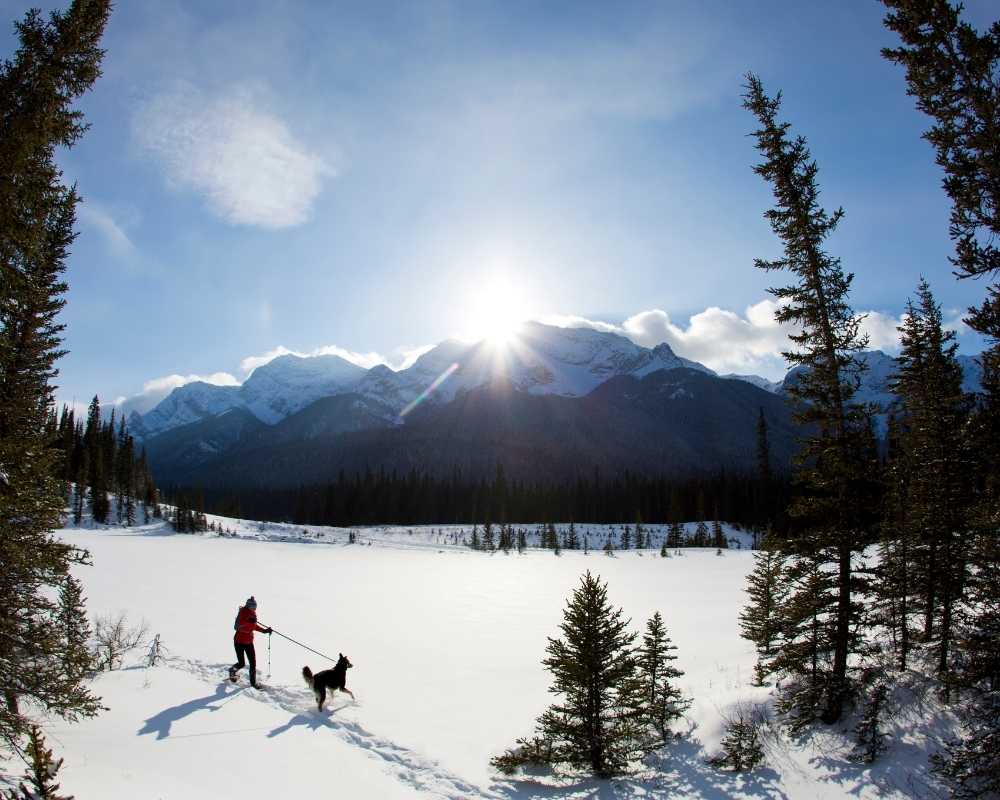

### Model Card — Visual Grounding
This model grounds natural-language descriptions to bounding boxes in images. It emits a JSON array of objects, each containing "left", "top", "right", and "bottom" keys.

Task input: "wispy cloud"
[
  {"left": 133, "top": 84, "right": 333, "bottom": 229},
  {"left": 77, "top": 201, "right": 134, "bottom": 254},
  {"left": 116, "top": 372, "right": 239, "bottom": 416}
]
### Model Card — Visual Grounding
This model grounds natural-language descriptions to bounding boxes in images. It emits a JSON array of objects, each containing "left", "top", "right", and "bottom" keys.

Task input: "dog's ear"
[{"left": 339, "top": 652, "right": 343, "bottom": 658}]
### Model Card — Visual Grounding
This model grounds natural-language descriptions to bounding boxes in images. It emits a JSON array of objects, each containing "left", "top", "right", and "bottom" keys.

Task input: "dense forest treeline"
[
  {"left": 52, "top": 396, "right": 160, "bottom": 525},
  {"left": 166, "top": 466, "right": 790, "bottom": 530}
]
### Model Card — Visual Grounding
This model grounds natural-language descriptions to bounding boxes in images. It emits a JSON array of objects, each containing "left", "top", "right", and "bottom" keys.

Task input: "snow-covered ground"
[{"left": 2, "top": 515, "right": 955, "bottom": 799}]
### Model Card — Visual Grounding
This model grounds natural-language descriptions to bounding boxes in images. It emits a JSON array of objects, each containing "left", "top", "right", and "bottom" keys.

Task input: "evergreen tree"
[
  {"left": 6, "top": 726, "right": 74, "bottom": 800},
  {"left": 889, "top": 280, "right": 971, "bottom": 674},
  {"left": 667, "top": 522, "right": 684, "bottom": 549},
  {"left": 712, "top": 518, "right": 727, "bottom": 549},
  {"left": 71, "top": 449, "right": 86, "bottom": 525},
  {"left": 0, "top": 0, "right": 109, "bottom": 751},
  {"left": 545, "top": 521, "right": 557, "bottom": 550},
  {"left": 638, "top": 611, "right": 690, "bottom": 741},
  {"left": 566, "top": 521, "right": 579, "bottom": 550},
  {"left": 739, "top": 537, "right": 789, "bottom": 685},
  {"left": 502, "top": 572, "right": 645, "bottom": 776},
  {"left": 693, "top": 520, "right": 709, "bottom": 547},
  {"left": 470, "top": 523, "right": 480, "bottom": 551},
  {"left": 744, "top": 74, "right": 879, "bottom": 723},
  {"left": 769, "top": 549, "right": 838, "bottom": 732},
  {"left": 619, "top": 525, "right": 631, "bottom": 550},
  {"left": 875, "top": 411, "right": 918, "bottom": 670},
  {"left": 882, "top": 12, "right": 1000, "bottom": 783},
  {"left": 882, "top": 1, "right": 1000, "bottom": 392},
  {"left": 482, "top": 520, "right": 495, "bottom": 552},
  {"left": 56, "top": 575, "right": 93, "bottom": 684}
]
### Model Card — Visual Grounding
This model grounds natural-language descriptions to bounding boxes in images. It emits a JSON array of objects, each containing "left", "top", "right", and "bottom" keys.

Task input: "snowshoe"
[{"left": 228, "top": 667, "right": 237, "bottom": 683}]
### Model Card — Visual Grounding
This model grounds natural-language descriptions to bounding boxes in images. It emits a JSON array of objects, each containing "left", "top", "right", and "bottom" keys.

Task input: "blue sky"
[{"left": 3, "top": 0, "right": 993, "bottom": 412}]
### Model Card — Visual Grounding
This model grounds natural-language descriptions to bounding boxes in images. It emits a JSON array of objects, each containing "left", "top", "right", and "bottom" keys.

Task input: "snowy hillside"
[{"left": 6, "top": 513, "right": 959, "bottom": 800}]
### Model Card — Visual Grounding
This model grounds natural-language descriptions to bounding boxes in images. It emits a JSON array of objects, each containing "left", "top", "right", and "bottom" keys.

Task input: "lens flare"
[{"left": 398, "top": 362, "right": 460, "bottom": 418}]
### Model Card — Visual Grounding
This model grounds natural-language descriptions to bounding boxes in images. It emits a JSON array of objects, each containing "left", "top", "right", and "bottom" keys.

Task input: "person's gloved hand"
[{"left": 266, "top": 628, "right": 273, "bottom": 634}]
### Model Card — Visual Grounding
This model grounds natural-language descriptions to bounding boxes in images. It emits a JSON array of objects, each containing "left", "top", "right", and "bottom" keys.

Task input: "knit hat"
[{"left": 245, "top": 596, "right": 257, "bottom": 609}]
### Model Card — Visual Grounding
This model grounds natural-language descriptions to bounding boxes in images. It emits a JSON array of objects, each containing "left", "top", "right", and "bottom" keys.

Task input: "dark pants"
[{"left": 231, "top": 642, "right": 257, "bottom": 686}]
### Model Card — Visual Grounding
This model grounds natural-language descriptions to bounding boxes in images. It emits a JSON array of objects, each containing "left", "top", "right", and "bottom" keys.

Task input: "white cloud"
[
  {"left": 543, "top": 300, "right": 951, "bottom": 381},
  {"left": 858, "top": 311, "right": 904, "bottom": 352},
  {"left": 116, "top": 372, "right": 239, "bottom": 416},
  {"left": 77, "top": 202, "right": 134, "bottom": 254},
  {"left": 133, "top": 84, "right": 332, "bottom": 229},
  {"left": 545, "top": 300, "right": 796, "bottom": 380}
]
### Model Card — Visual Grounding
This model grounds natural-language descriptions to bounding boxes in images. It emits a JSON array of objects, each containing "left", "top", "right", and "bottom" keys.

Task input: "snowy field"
[{"left": 2, "top": 515, "right": 955, "bottom": 799}]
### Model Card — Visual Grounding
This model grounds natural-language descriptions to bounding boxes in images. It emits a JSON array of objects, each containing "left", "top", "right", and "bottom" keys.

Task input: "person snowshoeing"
[{"left": 229, "top": 596, "right": 271, "bottom": 688}]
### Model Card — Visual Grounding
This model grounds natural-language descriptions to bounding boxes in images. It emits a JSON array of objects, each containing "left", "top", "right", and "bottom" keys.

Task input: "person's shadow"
[{"left": 138, "top": 683, "right": 243, "bottom": 740}]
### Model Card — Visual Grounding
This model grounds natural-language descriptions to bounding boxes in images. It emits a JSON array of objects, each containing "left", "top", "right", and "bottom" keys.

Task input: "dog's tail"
[{"left": 302, "top": 666, "right": 314, "bottom": 688}]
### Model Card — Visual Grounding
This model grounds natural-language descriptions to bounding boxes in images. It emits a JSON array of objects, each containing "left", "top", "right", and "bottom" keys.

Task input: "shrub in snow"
[
  {"left": 707, "top": 702, "right": 767, "bottom": 772},
  {"left": 932, "top": 691, "right": 1000, "bottom": 799},
  {"left": 93, "top": 613, "right": 148, "bottom": 671},
  {"left": 850, "top": 679, "right": 890, "bottom": 764}
]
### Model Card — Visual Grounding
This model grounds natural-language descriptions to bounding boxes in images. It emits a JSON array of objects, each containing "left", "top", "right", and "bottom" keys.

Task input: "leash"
[{"left": 261, "top": 625, "right": 338, "bottom": 664}]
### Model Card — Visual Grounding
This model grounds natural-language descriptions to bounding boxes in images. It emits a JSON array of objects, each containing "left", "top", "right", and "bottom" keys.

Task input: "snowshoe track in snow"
[{"left": 167, "top": 656, "right": 496, "bottom": 799}]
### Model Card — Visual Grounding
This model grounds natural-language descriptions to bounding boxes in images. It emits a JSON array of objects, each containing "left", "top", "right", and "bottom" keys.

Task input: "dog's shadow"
[
  {"left": 267, "top": 704, "right": 349, "bottom": 738},
  {"left": 139, "top": 683, "right": 242, "bottom": 740}
]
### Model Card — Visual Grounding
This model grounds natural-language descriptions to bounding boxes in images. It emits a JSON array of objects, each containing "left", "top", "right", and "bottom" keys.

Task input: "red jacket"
[{"left": 234, "top": 606, "right": 267, "bottom": 645}]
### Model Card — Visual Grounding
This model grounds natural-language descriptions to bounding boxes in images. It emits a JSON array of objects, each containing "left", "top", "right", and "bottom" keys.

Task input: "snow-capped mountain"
[
  {"left": 129, "top": 323, "right": 985, "bottom": 442},
  {"left": 720, "top": 373, "right": 783, "bottom": 393},
  {"left": 134, "top": 323, "right": 717, "bottom": 437},
  {"left": 238, "top": 353, "right": 367, "bottom": 424},
  {"left": 136, "top": 353, "right": 366, "bottom": 437}
]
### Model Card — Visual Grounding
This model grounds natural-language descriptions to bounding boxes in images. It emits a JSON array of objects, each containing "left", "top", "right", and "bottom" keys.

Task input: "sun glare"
[{"left": 466, "top": 275, "right": 530, "bottom": 347}]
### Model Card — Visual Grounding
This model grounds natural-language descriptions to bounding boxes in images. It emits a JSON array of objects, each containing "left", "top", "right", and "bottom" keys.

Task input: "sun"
[{"left": 465, "top": 275, "right": 530, "bottom": 346}]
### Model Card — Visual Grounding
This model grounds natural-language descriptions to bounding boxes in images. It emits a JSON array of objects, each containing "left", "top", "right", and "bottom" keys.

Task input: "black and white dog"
[{"left": 303, "top": 654, "right": 354, "bottom": 710}]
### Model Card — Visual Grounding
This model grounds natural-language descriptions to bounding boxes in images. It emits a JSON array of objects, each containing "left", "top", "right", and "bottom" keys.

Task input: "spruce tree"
[
  {"left": 769, "top": 549, "right": 838, "bottom": 732},
  {"left": 566, "top": 521, "right": 579, "bottom": 550},
  {"left": 882, "top": 1, "right": 1000, "bottom": 390},
  {"left": 6, "top": 726, "right": 74, "bottom": 800},
  {"left": 57, "top": 575, "right": 93, "bottom": 684},
  {"left": 520, "top": 572, "right": 645, "bottom": 776},
  {"left": 744, "top": 73, "right": 879, "bottom": 723},
  {"left": 882, "top": 13, "right": 1000, "bottom": 781},
  {"left": 739, "top": 537, "right": 789, "bottom": 686},
  {"left": 637, "top": 611, "right": 690, "bottom": 741},
  {"left": 889, "top": 279, "right": 972, "bottom": 675},
  {"left": 667, "top": 522, "right": 684, "bottom": 549},
  {"left": 712, "top": 519, "right": 727, "bottom": 549},
  {"left": 693, "top": 520, "right": 709, "bottom": 547},
  {"left": 875, "top": 411, "right": 917, "bottom": 671},
  {"left": 0, "top": 0, "right": 109, "bottom": 751}
]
